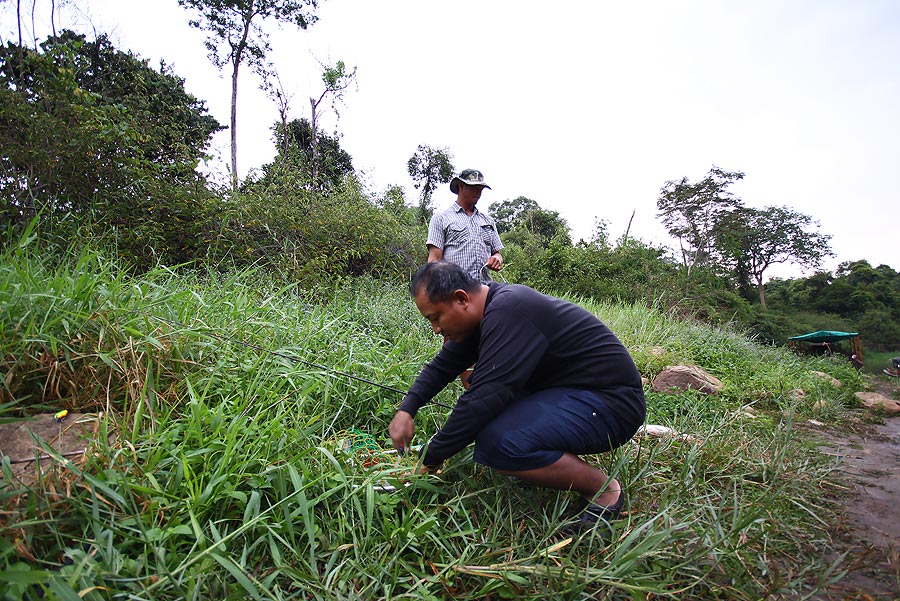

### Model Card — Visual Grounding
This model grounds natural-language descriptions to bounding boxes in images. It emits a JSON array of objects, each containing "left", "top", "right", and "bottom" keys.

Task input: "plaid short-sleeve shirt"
[{"left": 427, "top": 203, "right": 504, "bottom": 283}]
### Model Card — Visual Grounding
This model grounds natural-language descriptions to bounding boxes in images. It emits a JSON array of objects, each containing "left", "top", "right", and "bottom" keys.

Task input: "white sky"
[{"left": 3, "top": 0, "right": 897, "bottom": 279}]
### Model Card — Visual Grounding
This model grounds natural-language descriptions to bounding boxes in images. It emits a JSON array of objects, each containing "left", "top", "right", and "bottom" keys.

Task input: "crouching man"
[{"left": 389, "top": 261, "right": 646, "bottom": 529}]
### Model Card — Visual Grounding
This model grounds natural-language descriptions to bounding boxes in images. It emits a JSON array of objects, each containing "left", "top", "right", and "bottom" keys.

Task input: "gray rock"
[{"left": 651, "top": 364, "right": 724, "bottom": 395}]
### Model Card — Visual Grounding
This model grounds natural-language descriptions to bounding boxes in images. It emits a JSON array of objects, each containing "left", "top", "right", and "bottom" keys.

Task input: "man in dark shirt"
[{"left": 389, "top": 261, "right": 646, "bottom": 528}]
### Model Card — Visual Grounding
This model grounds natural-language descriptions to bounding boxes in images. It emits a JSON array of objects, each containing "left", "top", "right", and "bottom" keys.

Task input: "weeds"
[{"left": 0, "top": 241, "right": 863, "bottom": 599}]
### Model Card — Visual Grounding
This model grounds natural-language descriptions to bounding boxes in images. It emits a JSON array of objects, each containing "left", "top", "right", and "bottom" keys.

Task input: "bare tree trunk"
[
  {"left": 230, "top": 61, "right": 239, "bottom": 189},
  {"left": 271, "top": 72, "right": 290, "bottom": 156},
  {"left": 16, "top": 0, "right": 23, "bottom": 47},
  {"left": 229, "top": 20, "right": 253, "bottom": 190},
  {"left": 309, "top": 96, "right": 318, "bottom": 185},
  {"left": 622, "top": 209, "right": 635, "bottom": 245},
  {"left": 757, "top": 278, "right": 767, "bottom": 309},
  {"left": 30, "top": 0, "right": 37, "bottom": 49}
]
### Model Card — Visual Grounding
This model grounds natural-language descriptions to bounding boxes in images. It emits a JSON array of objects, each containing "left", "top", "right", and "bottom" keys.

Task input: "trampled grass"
[{"left": 0, "top": 240, "right": 867, "bottom": 599}]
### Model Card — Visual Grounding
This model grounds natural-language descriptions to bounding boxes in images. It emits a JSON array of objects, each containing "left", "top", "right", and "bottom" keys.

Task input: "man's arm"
[
  {"left": 425, "top": 212, "right": 446, "bottom": 261},
  {"left": 485, "top": 220, "right": 504, "bottom": 271},
  {"left": 393, "top": 336, "right": 478, "bottom": 463},
  {"left": 427, "top": 245, "right": 443, "bottom": 263}
]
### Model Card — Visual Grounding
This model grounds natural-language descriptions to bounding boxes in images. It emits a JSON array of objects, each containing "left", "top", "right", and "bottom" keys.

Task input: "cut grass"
[{"left": 0, "top": 240, "right": 864, "bottom": 599}]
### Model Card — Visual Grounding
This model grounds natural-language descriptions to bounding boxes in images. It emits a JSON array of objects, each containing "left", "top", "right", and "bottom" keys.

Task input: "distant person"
[
  {"left": 850, "top": 354, "right": 863, "bottom": 371},
  {"left": 888, "top": 357, "right": 900, "bottom": 377},
  {"left": 389, "top": 261, "right": 646, "bottom": 533},
  {"left": 427, "top": 168, "right": 503, "bottom": 284}
]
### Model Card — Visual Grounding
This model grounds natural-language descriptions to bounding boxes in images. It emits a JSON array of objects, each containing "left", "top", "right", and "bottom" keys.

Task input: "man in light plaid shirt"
[{"left": 427, "top": 169, "right": 504, "bottom": 284}]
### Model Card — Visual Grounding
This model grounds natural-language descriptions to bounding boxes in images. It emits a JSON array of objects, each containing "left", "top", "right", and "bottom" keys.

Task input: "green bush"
[
  {"left": 213, "top": 173, "right": 425, "bottom": 288},
  {"left": 0, "top": 34, "right": 222, "bottom": 270}
]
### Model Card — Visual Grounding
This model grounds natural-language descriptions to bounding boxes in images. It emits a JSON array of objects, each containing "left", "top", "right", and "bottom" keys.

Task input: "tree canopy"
[
  {"left": 248, "top": 117, "right": 353, "bottom": 192},
  {"left": 0, "top": 31, "right": 222, "bottom": 266},
  {"left": 407, "top": 145, "right": 454, "bottom": 223},
  {"left": 489, "top": 196, "right": 570, "bottom": 244},
  {"left": 657, "top": 166, "right": 744, "bottom": 276},
  {"left": 715, "top": 205, "right": 832, "bottom": 307}
]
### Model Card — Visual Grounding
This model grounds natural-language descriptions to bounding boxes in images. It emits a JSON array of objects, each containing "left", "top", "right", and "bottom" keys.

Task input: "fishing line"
[{"left": 129, "top": 310, "right": 454, "bottom": 410}]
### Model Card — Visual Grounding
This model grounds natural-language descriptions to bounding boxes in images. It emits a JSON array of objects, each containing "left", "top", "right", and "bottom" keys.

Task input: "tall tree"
[
  {"left": 308, "top": 59, "right": 355, "bottom": 186},
  {"left": 715, "top": 205, "right": 833, "bottom": 308},
  {"left": 178, "top": 0, "right": 320, "bottom": 188},
  {"left": 657, "top": 166, "right": 744, "bottom": 276},
  {"left": 712, "top": 207, "right": 755, "bottom": 301},
  {"left": 407, "top": 145, "right": 453, "bottom": 223}
]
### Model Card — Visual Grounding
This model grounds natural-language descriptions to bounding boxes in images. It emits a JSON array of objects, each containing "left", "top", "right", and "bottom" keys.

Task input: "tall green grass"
[{"left": 0, "top": 238, "right": 870, "bottom": 599}]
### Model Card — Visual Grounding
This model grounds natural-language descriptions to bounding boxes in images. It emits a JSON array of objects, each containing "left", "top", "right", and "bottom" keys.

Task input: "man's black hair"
[{"left": 410, "top": 261, "right": 481, "bottom": 303}]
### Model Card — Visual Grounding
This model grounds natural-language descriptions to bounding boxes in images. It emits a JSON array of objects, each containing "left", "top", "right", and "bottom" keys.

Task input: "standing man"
[
  {"left": 389, "top": 261, "right": 647, "bottom": 531},
  {"left": 427, "top": 168, "right": 504, "bottom": 283}
]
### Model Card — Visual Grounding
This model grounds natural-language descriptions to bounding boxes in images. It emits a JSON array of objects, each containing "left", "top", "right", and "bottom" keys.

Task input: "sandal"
[{"left": 560, "top": 490, "right": 626, "bottom": 535}]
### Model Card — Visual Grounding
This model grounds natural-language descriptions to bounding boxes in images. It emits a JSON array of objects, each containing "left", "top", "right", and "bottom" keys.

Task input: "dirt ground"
[
  {"left": 0, "top": 412, "right": 104, "bottom": 485},
  {"left": 813, "top": 375, "right": 900, "bottom": 599}
]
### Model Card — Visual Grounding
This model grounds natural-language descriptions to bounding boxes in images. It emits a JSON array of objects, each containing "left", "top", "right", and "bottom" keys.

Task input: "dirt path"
[{"left": 815, "top": 376, "right": 900, "bottom": 599}]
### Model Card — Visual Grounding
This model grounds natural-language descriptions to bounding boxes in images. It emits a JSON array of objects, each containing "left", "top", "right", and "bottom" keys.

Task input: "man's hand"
[
  {"left": 389, "top": 410, "right": 415, "bottom": 453},
  {"left": 485, "top": 253, "right": 503, "bottom": 271}
]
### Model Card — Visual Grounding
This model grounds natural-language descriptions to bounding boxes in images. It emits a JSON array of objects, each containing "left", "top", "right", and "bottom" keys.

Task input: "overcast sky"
[{"left": 3, "top": 0, "right": 897, "bottom": 279}]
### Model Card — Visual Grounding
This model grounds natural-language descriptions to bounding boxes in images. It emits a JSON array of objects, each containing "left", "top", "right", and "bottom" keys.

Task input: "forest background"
[{"left": 1, "top": 1, "right": 898, "bottom": 369}]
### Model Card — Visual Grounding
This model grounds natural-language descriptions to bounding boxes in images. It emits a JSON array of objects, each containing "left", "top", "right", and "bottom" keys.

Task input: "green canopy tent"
[{"left": 787, "top": 330, "right": 862, "bottom": 361}]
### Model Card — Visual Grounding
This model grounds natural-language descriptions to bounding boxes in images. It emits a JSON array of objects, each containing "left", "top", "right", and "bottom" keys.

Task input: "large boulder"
[
  {"left": 855, "top": 392, "right": 900, "bottom": 415},
  {"left": 652, "top": 364, "right": 724, "bottom": 395}
]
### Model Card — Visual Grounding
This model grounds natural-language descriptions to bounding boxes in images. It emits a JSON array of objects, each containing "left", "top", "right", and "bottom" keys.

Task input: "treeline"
[
  {"left": 0, "top": 32, "right": 420, "bottom": 283},
  {"left": 1, "top": 32, "right": 898, "bottom": 354},
  {"left": 766, "top": 263, "right": 900, "bottom": 351}
]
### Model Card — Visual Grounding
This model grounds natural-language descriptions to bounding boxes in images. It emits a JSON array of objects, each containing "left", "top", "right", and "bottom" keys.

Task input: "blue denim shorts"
[{"left": 472, "top": 386, "right": 639, "bottom": 471}]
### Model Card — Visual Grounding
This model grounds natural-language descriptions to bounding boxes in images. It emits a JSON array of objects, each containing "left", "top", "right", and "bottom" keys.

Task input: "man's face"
[
  {"left": 414, "top": 288, "right": 478, "bottom": 343},
  {"left": 459, "top": 182, "right": 486, "bottom": 204}
]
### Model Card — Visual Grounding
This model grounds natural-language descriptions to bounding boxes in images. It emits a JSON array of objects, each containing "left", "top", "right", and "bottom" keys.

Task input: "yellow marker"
[{"left": 54, "top": 410, "right": 68, "bottom": 422}]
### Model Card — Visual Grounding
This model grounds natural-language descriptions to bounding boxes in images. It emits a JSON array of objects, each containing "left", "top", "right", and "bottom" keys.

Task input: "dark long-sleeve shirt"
[{"left": 399, "top": 283, "right": 645, "bottom": 466}]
